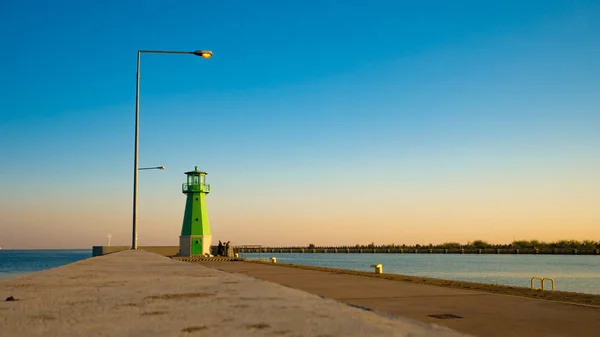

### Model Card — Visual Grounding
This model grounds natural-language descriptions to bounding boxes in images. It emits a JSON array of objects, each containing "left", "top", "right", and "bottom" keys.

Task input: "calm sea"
[
  {"left": 242, "top": 252, "right": 600, "bottom": 295},
  {"left": 2, "top": 250, "right": 599, "bottom": 295},
  {"left": 0, "top": 249, "right": 92, "bottom": 279}
]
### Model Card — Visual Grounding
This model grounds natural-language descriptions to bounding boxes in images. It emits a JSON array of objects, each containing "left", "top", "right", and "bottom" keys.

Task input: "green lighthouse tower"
[{"left": 179, "top": 166, "right": 212, "bottom": 256}]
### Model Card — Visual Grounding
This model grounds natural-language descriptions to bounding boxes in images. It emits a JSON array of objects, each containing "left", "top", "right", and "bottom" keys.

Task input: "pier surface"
[
  {"left": 199, "top": 261, "right": 600, "bottom": 337},
  {"left": 0, "top": 250, "right": 467, "bottom": 337}
]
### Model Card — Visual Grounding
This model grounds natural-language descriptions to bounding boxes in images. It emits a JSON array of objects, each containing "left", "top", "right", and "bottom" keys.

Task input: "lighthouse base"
[{"left": 179, "top": 235, "right": 212, "bottom": 257}]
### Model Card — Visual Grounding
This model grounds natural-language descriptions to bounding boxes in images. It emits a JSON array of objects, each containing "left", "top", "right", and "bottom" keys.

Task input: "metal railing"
[
  {"left": 182, "top": 183, "right": 210, "bottom": 193},
  {"left": 531, "top": 276, "right": 555, "bottom": 291}
]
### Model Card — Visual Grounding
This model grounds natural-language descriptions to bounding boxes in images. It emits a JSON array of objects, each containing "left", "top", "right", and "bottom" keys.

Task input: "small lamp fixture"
[{"left": 193, "top": 50, "right": 213, "bottom": 58}]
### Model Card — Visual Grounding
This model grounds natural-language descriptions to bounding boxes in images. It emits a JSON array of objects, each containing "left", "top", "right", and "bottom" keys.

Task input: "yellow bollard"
[
  {"left": 370, "top": 264, "right": 383, "bottom": 274},
  {"left": 270, "top": 257, "right": 277, "bottom": 263},
  {"left": 235, "top": 253, "right": 239, "bottom": 258}
]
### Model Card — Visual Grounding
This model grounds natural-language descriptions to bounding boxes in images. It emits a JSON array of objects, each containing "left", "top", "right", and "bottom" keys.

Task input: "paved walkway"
[
  {"left": 0, "top": 250, "right": 468, "bottom": 337},
  {"left": 199, "top": 261, "right": 600, "bottom": 337}
]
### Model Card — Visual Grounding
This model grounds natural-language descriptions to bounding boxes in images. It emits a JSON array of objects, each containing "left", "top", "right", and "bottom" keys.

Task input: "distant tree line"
[{"left": 306, "top": 240, "right": 600, "bottom": 250}]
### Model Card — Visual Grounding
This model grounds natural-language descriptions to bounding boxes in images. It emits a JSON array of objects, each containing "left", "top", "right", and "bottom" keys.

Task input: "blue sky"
[{"left": 1, "top": 0, "right": 599, "bottom": 248}]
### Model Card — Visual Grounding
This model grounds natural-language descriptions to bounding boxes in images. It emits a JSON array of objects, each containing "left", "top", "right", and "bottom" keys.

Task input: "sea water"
[
  {"left": 242, "top": 252, "right": 600, "bottom": 295},
  {"left": 0, "top": 249, "right": 92, "bottom": 279}
]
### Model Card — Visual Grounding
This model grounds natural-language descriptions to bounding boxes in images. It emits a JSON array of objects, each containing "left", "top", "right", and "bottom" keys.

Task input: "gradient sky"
[{"left": 1, "top": 0, "right": 599, "bottom": 249}]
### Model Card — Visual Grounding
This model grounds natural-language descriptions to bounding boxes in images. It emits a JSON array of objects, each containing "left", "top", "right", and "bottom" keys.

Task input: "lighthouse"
[{"left": 179, "top": 166, "right": 212, "bottom": 256}]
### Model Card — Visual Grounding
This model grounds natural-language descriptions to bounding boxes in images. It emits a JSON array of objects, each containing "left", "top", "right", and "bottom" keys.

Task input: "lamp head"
[{"left": 193, "top": 50, "right": 213, "bottom": 58}]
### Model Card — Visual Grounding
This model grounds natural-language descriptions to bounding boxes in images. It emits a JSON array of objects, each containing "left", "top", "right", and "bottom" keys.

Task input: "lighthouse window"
[
  {"left": 195, "top": 198, "right": 198, "bottom": 201},
  {"left": 195, "top": 218, "right": 199, "bottom": 221}
]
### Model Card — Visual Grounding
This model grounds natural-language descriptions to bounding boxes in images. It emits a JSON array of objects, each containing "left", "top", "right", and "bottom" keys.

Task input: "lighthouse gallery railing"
[{"left": 182, "top": 183, "right": 210, "bottom": 193}]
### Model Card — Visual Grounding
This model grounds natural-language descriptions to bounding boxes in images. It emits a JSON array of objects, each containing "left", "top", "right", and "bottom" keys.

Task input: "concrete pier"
[
  {"left": 200, "top": 261, "right": 600, "bottom": 337},
  {"left": 0, "top": 250, "right": 468, "bottom": 337}
]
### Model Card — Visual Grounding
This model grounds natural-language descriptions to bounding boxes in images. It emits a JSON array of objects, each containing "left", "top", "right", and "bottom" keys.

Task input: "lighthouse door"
[{"left": 192, "top": 238, "right": 203, "bottom": 255}]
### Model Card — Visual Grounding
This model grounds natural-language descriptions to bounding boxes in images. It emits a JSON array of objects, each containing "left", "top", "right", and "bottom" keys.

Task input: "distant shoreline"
[{"left": 238, "top": 247, "right": 599, "bottom": 255}]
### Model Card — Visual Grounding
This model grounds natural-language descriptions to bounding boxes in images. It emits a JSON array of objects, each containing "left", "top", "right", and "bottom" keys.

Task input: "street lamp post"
[
  {"left": 133, "top": 166, "right": 164, "bottom": 247},
  {"left": 132, "top": 49, "right": 212, "bottom": 250}
]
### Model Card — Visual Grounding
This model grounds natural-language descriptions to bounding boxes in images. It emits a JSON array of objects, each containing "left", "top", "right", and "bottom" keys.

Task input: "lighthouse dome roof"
[{"left": 184, "top": 166, "right": 207, "bottom": 175}]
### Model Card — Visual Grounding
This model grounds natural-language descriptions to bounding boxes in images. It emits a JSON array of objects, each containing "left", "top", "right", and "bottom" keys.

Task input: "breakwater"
[
  {"left": 235, "top": 246, "right": 600, "bottom": 255},
  {"left": 197, "top": 259, "right": 600, "bottom": 337},
  {"left": 0, "top": 250, "right": 468, "bottom": 337}
]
